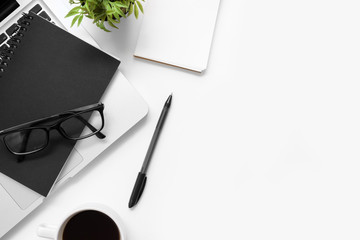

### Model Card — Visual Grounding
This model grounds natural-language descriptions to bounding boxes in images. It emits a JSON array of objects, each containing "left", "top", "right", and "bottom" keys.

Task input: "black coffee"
[{"left": 62, "top": 210, "right": 120, "bottom": 240}]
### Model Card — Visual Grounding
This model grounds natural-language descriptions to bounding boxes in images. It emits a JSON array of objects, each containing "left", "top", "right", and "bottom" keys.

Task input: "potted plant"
[{"left": 66, "top": 0, "right": 144, "bottom": 32}]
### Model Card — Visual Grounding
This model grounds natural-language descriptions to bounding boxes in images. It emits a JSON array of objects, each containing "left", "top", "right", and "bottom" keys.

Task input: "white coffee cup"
[{"left": 37, "top": 203, "right": 125, "bottom": 240}]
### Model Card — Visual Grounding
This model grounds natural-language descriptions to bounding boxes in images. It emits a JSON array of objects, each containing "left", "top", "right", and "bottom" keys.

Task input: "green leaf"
[
  {"left": 84, "top": 1, "right": 90, "bottom": 13},
  {"left": 99, "top": 15, "right": 111, "bottom": 32},
  {"left": 114, "top": 7, "right": 126, "bottom": 18},
  {"left": 71, "top": 6, "right": 82, "bottom": 11},
  {"left": 71, "top": 15, "right": 80, "bottom": 27},
  {"left": 113, "top": 12, "right": 121, "bottom": 21},
  {"left": 89, "top": 10, "right": 95, "bottom": 19},
  {"left": 113, "top": 2, "right": 128, "bottom": 8},
  {"left": 128, "top": 3, "right": 133, "bottom": 16},
  {"left": 93, "top": 13, "right": 105, "bottom": 23},
  {"left": 77, "top": 14, "right": 84, "bottom": 26},
  {"left": 136, "top": 1, "right": 143, "bottom": 14},
  {"left": 107, "top": 17, "right": 119, "bottom": 29},
  {"left": 134, "top": 3, "right": 139, "bottom": 19},
  {"left": 96, "top": 21, "right": 110, "bottom": 32},
  {"left": 65, "top": 6, "right": 82, "bottom": 18},
  {"left": 100, "top": 22, "right": 111, "bottom": 32},
  {"left": 65, "top": 11, "right": 78, "bottom": 18}
]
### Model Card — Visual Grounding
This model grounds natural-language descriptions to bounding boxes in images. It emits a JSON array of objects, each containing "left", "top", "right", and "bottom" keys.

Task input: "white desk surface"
[{"left": 4, "top": 0, "right": 360, "bottom": 239}]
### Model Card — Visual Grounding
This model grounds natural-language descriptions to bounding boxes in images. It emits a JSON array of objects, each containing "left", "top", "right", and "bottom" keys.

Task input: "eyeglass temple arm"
[{"left": 75, "top": 115, "right": 106, "bottom": 139}]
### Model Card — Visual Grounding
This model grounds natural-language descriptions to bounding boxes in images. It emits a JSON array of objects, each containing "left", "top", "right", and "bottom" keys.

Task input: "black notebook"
[{"left": 0, "top": 13, "right": 120, "bottom": 196}]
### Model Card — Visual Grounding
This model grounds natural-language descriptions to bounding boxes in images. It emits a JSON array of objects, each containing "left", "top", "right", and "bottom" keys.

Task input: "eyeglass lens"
[{"left": 4, "top": 129, "right": 47, "bottom": 154}]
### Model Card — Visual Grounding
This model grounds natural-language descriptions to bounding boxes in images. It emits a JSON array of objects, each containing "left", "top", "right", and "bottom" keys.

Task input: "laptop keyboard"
[{"left": 0, "top": 3, "right": 53, "bottom": 73}]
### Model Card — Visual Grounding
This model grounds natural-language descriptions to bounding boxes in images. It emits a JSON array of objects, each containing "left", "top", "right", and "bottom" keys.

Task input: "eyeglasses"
[{"left": 0, "top": 103, "right": 105, "bottom": 161}]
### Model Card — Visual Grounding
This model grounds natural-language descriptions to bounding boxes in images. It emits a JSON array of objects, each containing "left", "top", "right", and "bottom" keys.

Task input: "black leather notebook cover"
[{"left": 0, "top": 13, "right": 120, "bottom": 196}]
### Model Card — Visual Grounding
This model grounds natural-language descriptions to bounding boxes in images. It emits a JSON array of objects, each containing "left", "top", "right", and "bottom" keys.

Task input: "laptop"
[{"left": 0, "top": 0, "right": 148, "bottom": 238}]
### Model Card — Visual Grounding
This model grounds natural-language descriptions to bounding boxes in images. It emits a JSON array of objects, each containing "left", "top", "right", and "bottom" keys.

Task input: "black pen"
[{"left": 128, "top": 94, "right": 173, "bottom": 208}]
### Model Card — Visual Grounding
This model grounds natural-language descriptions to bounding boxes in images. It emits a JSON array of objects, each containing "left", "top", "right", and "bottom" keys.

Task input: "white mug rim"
[{"left": 54, "top": 203, "right": 125, "bottom": 240}]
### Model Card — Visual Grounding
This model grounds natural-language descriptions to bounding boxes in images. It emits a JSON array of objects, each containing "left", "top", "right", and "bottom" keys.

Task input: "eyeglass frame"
[{"left": 0, "top": 103, "right": 105, "bottom": 157}]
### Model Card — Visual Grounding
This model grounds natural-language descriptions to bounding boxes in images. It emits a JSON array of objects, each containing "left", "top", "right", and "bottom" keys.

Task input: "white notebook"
[{"left": 134, "top": 0, "right": 221, "bottom": 73}]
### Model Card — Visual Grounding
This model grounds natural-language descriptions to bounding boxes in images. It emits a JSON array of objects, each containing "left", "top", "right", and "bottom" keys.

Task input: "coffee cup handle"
[{"left": 37, "top": 224, "right": 57, "bottom": 239}]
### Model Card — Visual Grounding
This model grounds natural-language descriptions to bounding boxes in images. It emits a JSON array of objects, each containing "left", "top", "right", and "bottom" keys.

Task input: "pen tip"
[
  {"left": 128, "top": 197, "right": 137, "bottom": 208},
  {"left": 165, "top": 94, "right": 172, "bottom": 106}
]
